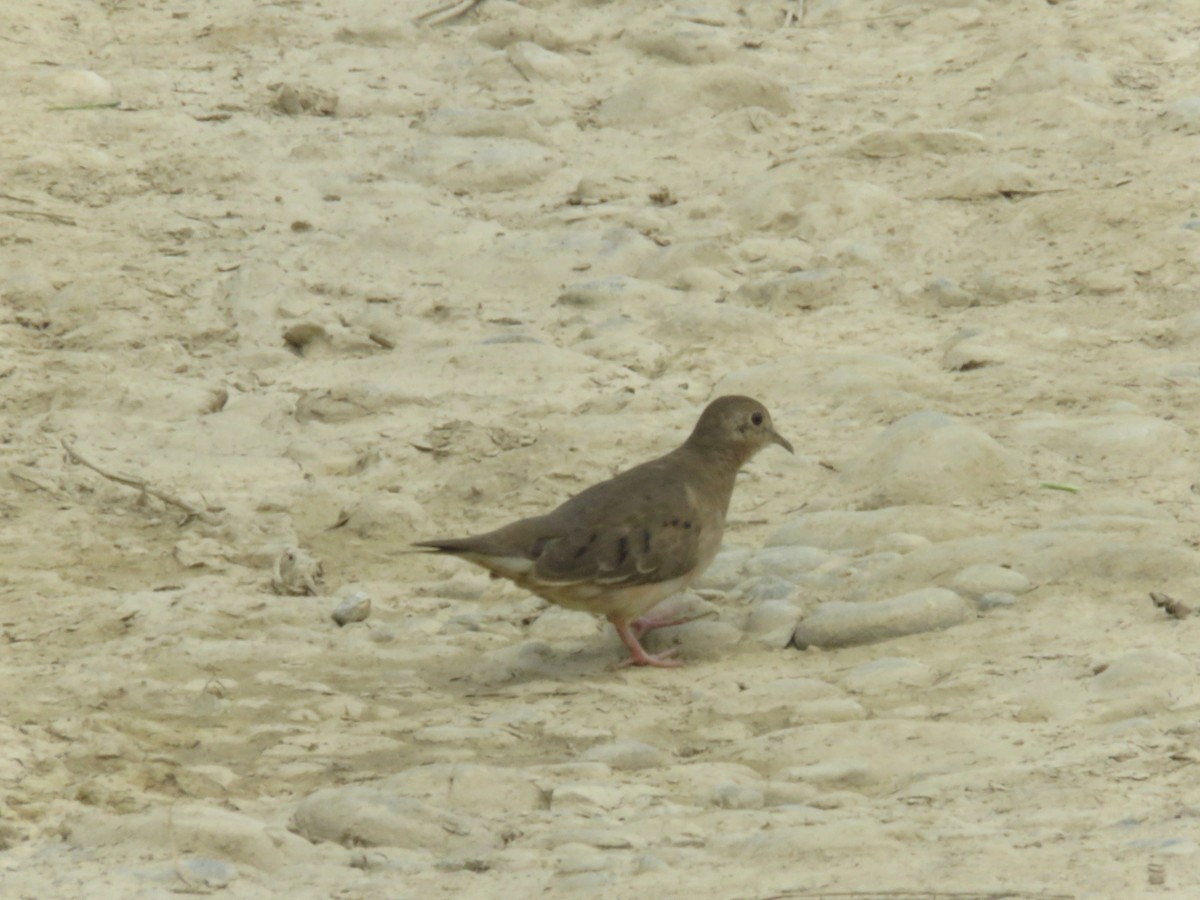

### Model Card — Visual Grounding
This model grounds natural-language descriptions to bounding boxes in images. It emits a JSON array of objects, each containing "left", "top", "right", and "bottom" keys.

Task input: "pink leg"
[
  {"left": 609, "top": 618, "right": 683, "bottom": 668},
  {"left": 630, "top": 611, "right": 694, "bottom": 637},
  {"left": 630, "top": 607, "right": 715, "bottom": 637}
]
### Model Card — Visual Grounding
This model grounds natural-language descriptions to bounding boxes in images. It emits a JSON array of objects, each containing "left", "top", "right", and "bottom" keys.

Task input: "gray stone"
[
  {"left": 1162, "top": 98, "right": 1200, "bottom": 133},
  {"left": 68, "top": 804, "right": 311, "bottom": 870},
  {"left": 1091, "top": 649, "right": 1192, "bottom": 694},
  {"left": 632, "top": 26, "right": 735, "bottom": 65},
  {"left": 580, "top": 740, "right": 666, "bottom": 771},
  {"left": 794, "top": 588, "right": 972, "bottom": 649},
  {"left": 598, "top": 65, "right": 791, "bottom": 127},
  {"left": 743, "top": 599, "right": 803, "bottom": 648},
  {"left": 331, "top": 592, "right": 371, "bottom": 626},
  {"left": 693, "top": 548, "right": 752, "bottom": 590},
  {"left": 743, "top": 546, "right": 830, "bottom": 581},
  {"left": 977, "top": 592, "right": 1018, "bottom": 611},
  {"left": 739, "top": 575, "right": 798, "bottom": 604},
  {"left": 710, "top": 782, "right": 765, "bottom": 809},
  {"left": 731, "top": 270, "right": 843, "bottom": 310},
  {"left": 791, "top": 698, "right": 867, "bottom": 724},
  {"left": 850, "top": 128, "right": 986, "bottom": 158},
  {"left": 528, "top": 605, "right": 600, "bottom": 641},
  {"left": 378, "top": 764, "right": 545, "bottom": 814},
  {"left": 174, "top": 858, "right": 239, "bottom": 889},
  {"left": 1010, "top": 413, "right": 1188, "bottom": 477},
  {"left": 937, "top": 161, "right": 1042, "bottom": 200},
  {"left": 924, "top": 277, "right": 973, "bottom": 308},
  {"left": 841, "top": 658, "right": 936, "bottom": 694},
  {"left": 710, "top": 678, "right": 842, "bottom": 718},
  {"left": 424, "top": 106, "right": 549, "bottom": 143},
  {"left": 778, "top": 760, "right": 876, "bottom": 789},
  {"left": 843, "top": 411, "right": 1022, "bottom": 506},
  {"left": 506, "top": 42, "right": 577, "bottom": 81},
  {"left": 768, "top": 507, "right": 985, "bottom": 551},
  {"left": 397, "top": 136, "right": 560, "bottom": 192},
  {"left": 942, "top": 330, "right": 1006, "bottom": 371},
  {"left": 291, "top": 786, "right": 494, "bottom": 851},
  {"left": 554, "top": 843, "right": 613, "bottom": 874},
  {"left": 949, "top": 563, "right": 1032, "bottom": 599},
  {"left": 1176, "top": 99, "right": 1200, "bottom": 135},
  {"left": 993, "top": 50, "right": 1109, "bottom": 94},
  {"left": 556, "top": 276, "right": 678, "bottom": 310},
  {"left": 651, "top": 620, "right": 742, "bottom": 658}
]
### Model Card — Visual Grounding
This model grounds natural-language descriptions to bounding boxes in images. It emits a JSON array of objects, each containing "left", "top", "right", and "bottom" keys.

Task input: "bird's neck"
[{"left": 675, "top": 439, "right": 747, "bottom": 502}]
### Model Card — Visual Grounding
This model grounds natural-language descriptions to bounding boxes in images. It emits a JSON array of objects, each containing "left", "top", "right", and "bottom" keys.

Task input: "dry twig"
[
  {"left": 1, "top": 208, "right": 76, "bottom": 226},
  {"left": 1150, "top": 591, "right": 1192, "bottom": 620},
  {"left": 10, "top": 468, "right": 67, "bottom": 500},
  {"left": 61, "top": 439, "right": 220, "bottom": 525},
  {"left": 414, "top": 0, "right": 484, "bottom": 26}
]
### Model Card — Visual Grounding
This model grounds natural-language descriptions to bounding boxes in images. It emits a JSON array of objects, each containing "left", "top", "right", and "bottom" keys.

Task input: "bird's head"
[{"left": 686, "top": 395, "right": 793, "bottom": 465}]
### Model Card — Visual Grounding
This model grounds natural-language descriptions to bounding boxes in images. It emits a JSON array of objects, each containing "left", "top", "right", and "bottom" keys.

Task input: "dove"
[{"left": 415, "top": 395, "right": 792, "bottom": 667}]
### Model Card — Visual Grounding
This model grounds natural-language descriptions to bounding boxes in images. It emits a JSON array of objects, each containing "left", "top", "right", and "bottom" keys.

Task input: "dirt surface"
[{"left": 4, "top": 0, "right": 1200, "bottom": 896}]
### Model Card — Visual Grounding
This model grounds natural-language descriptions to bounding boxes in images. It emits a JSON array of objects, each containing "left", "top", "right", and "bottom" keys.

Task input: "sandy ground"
[{"left": 5, "top": 0, "right": 1200, "bottom": 896}]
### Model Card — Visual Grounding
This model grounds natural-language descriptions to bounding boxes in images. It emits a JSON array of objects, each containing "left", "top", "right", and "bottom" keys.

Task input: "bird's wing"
[
  {"left": 415, "top": 451, "right": 725, "bottom": 589},
  {"left": 528, "top": 462, "right": 709, "bottom": 587}
]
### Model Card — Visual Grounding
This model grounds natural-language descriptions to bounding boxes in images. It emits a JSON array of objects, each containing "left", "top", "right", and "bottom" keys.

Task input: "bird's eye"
[{"left": 751, "top": 411, "right": 764, "bottom": 426}]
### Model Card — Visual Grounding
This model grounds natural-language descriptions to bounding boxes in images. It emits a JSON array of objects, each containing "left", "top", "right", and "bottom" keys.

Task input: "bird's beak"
[{"left": 770, "top": 429, "right": 794, "bottom": 454}]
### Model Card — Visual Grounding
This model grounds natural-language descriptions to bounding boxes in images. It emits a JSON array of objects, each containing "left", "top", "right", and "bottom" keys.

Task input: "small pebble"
[
  {"left": 976, "top": 592, "right": 1018, "bottom": 611},
  {"left": 950, "top": 563, "right": 1031, "bottom": 599},
  {"left": 743, "top": 599, "right": 803, "bottom": 648},
  {"left": 176, "top": 858, "right": 239, "bottom": 889},
  {"left": 794, "top": 588, "right": 971, "bottom": 649},
  {"left": 841, "top": 658, "right": 937, "bottom": 694},
  {"left": 579, "top": 740, "right": 665, "bottom": 771},
  {"left": 272, "top": 547, "right": 324, "bottom": 596},
  {"left": 709, "top": 782, "right": 764, "bottom": 810},
  {"left": 331, "top": 592, "right": 371, "bottom": 626},
  {"left": 739, "top": 575, "right": 797, "bottom": 604},
  {"left": 743, "top": 545, "right": 830, "bottom": 581}
]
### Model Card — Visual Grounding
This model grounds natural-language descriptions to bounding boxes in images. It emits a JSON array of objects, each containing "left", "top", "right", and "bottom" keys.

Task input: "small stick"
[
  {"left": 10, "top": 469, "right": 66, "bottom": 500},
  {"left": 1150, "top": 591, "right": 1192, "bottom": 620},
  {"left": 415, "top": 0, "right": 484, "bottom": 26},
  {"left": 61, "top": 439, "right": 220, "bottom": 525},
  {"left": 1, "top": 209, "right": 77, "bottom": 226}
]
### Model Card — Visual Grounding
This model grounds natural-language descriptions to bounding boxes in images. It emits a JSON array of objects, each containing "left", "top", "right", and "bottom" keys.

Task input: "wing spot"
[
  {"left": 616, "top": 535, "right": 629, "bottom": 566},
  {"left": 573, "top": 544, "right": 588, "bottom": 559},
  {"left": 683, "top": 521, "right": 692, "bottom": 529},
  {"left": 642, "top": 528, "right": 652, "bottom": 553}
]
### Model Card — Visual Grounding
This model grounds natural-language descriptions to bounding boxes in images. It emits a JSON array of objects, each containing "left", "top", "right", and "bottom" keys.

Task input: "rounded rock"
[
  {"left": 710, "top": 782, "right": 765, "bottom": 810},
  {"left": 739, "top": 575, "right": 798, "bottom": 604},
  {"left": 843, "top": 411, "right": 1022, "bottom": 506},
  {"left": 693, "top": 548, "right": 751, "bottom": 590},
  {"left": 977, "top": 592, "right": 1018, "bottom": 611},
  {"left": 1092, "top": 649, "right": 1192, "bottom": 694},
  {"left": 793, "top": 588, "right": 972, "bottom": 649},
  {"left": 652, "top": 620, "right": 741, "bottom": 658},
  {"left": 949, "top": 563, "right": 1032, "bottom": 600},
  {"left": 43, "top": 69, "right": 119, "bottom": 107},
  {"left": 841, "top": 658, "right": 936, "bottom": 694},
  {"left": 743, "top": 546, "right": 830, "bottom": 581},
  {"left": 743, "top": 599, "right": 803, "bottom": 648},
  {"left": 579, "top": 740, "right": 665, "bottom": 771},
  {"left": 1162, "top": 97, "right": 1200, "bottom": 134}
]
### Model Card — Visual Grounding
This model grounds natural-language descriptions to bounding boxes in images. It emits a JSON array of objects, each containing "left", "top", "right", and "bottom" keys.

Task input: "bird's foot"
[
  {"left": 615, "top": 647, "right": 682, "bottom": 669},
  {"left": 610, "top": 619, "right": 685, "bottom": 668}
]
